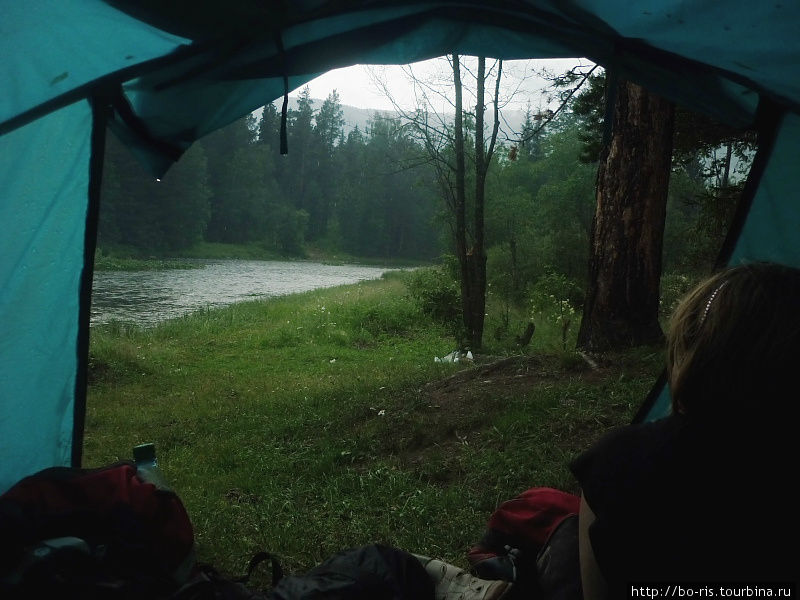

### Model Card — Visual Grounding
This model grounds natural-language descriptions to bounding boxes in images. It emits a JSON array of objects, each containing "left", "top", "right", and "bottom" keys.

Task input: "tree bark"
[
  {"left": 577, "top": 80, "right": 675, "bottom": 352},
  {"left": 451, "top": 55, "right": 471, "bottom": 347},
  {"left": 467, "top": 57, "right": 488, "bottom": 350}
]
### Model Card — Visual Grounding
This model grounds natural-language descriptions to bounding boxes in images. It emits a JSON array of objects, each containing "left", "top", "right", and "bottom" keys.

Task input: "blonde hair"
[{"left": 666, "top": 262, "right": 800, "bottom": 418}]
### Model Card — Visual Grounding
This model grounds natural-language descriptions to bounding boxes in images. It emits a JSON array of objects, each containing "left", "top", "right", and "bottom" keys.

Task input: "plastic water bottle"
[{"left": 133, "top": 442, "right": 171, "bottom": 490}]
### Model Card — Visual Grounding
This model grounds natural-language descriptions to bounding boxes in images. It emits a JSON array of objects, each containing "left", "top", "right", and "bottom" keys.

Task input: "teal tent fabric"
[
  {"left": 0, "top": 101, "right": 92, "bottom": 490},
  {"left": 97, "top": 1, "right": 777, "bottom": 176},
  {"left": 582, "top": 0, "right": 800, "bottom": 105},
  {"left": 0, "top": 0, "right": 189, "bottom": 133},
  {"left": 639, "top": 108, "right": 800, "bottom": 423},
  {"left": 732, "top": 112, "right": 800, "bottom": 267},
  {"left": 2, "top": 0, "right": 800, "bottom": 491}
]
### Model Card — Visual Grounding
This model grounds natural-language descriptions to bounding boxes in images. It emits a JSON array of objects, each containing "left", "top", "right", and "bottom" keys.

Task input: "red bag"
[
  {"left": 0, "top": 462, "right": 196, "bottom": 597},
  {"left": 468, "top": 487, "right": 580, "bottom": 589}
]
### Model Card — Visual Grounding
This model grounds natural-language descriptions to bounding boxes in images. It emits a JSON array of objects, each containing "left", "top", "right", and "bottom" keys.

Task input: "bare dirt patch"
[
  {"left": 419, "top": 354, "right": 598, "bottom": 431},
  {"left": 365, "top": 355, "right": 599, "bottom": 473},
  {"left": 361, "top": 350, "right": 660, "bottom": 483}
]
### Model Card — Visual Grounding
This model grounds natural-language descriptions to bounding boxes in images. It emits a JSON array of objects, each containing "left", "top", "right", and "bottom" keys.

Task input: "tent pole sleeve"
[
  {"left": 110, "top": 86, "right": 184, "bottom": 161},
  {"left": 280, "top": 76, "right": 289, "bottom": 155},
  {"left": 274, "top": 30, "right": 289, "bottom": 155},
  {"left": 713, "top": 98, "right": 785, "bottom": 269},
  {"left": 72, "top": 96, "right": 108, "bottom": 468},
  {"left": 631, "top": 97, "right": 785, "bottom": 425},
  {"left": 631, "top": 370, "right": 669, "bottom": 424}
]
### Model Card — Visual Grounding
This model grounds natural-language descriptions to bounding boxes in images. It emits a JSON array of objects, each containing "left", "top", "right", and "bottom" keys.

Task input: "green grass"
[
  {"left": 175, "top": 241, "right": 288, "bottom": 261},
  {"left": 94, "top": 241, "right": 431, "bottom": 271},
  {"left": 85, "top": 273, "right": 663, "bottom": 581},
  {"left": 94, "top": 253, "right": 200, "bottom": 271},
  {"left": 303, "top": 244, "right": 434, "bottom": 268}
]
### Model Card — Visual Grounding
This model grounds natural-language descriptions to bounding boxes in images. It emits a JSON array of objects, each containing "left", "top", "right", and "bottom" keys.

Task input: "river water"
[{"left": 90, "top": 259, "right": 397, "bottom": 327}]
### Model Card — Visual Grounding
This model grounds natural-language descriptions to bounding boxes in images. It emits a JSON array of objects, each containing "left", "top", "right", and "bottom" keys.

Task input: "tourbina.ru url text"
[{"left": 630, "top": 584, "right": 795, "bottom": 598}]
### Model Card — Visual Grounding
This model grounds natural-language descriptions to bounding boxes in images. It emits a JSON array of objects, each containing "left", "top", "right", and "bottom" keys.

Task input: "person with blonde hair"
[{"left": 570, "top": 261, "right": 800, "bottom": 598}]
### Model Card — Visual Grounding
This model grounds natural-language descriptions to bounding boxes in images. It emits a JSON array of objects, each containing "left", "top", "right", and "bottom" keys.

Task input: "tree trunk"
[
  {"left": 408, "top": 55, "right": 500, "bottom": 351},
  {"left": 720, "top": 141, "right": 732, "bottom": 189},
  {"left": 577, "top": 80, "right": 675, "bottom": 352},
  {"left": 468, "top": 56, "right": 488, "bottom": 350},
  {"left": 451, "top": 55, "right": 471, "bottom": 347}
]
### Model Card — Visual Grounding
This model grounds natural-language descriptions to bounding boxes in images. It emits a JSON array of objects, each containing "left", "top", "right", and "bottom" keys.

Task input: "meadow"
[{"left": 85, "top": 271, "right": 663, "bottom": 583}]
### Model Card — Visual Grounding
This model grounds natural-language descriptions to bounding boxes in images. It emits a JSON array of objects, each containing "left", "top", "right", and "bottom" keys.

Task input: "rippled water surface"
[{"left": 91, "top": 259, "right": 397, "bottom": 327}]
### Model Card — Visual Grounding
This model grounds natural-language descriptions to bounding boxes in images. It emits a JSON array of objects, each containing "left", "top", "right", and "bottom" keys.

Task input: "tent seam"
[
  {"left": 631, "top": 97, "right": 787, "bottom": 425},
  {"left": 714, "top": 99, "right": 786, "bottom": 268},
  {"left": 0, "top": 40, "right": 216, "bottom": 138},
  {"left": 72, "top": 95, "right": 109, "bottom": 468}
]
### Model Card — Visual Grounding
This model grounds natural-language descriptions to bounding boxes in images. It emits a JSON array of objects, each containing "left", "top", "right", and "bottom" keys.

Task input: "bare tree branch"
[
  {"left": 504, "top": 64, "right": 598, "bottom": 146},
  {"left": 485, "top": 60, "right": 503, "bottom": 170}
]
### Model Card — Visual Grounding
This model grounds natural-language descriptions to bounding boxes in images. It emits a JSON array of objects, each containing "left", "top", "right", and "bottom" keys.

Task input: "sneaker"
[{"left": 413, "top": 555, "right": 513, "bottom": 600}]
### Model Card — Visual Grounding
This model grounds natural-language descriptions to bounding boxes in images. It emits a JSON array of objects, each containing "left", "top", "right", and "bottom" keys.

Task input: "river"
[{"left": 90, "top": 259, "right": 398, "bottom": 327}]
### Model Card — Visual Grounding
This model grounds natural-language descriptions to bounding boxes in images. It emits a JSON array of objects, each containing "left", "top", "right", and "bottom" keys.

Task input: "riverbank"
[
  {"left": 95, "top": 242, "right": 432, "bottom": 271},
  {"left": 90, "top": 258, "right": 402, "bottom": 326},
  {"left": 94, "top": 254, "right": 201, "bottom": 271},
  {"left": 84, "top": 274, "right": 662, "bottom": 580}
]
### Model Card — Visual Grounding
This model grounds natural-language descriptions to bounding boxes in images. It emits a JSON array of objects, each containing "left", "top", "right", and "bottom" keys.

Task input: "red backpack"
[
  {"left": 468, "top": 487, "right": 581, "bottom": 599},
  {"left": 0, "top": 461, "right": 196, "bottom": 598}
]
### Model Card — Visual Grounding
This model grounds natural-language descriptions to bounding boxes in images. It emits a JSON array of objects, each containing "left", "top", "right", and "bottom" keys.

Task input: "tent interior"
[{"left": 2, "top": 0, "right": 799, "bottom": 512}]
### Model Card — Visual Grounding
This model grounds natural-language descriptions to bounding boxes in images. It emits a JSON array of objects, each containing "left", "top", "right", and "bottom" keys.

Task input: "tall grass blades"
[{"left": 85, "top": 275, "right": 663, "bottom": 577}]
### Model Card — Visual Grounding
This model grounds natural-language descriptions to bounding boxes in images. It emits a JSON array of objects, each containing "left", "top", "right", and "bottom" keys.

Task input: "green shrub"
[
  {"left": 405, "top": 267, "right": 462, "bottom": 330},
  {"left": 357, "top": 302, "right": 418, "bottom": 337},
  {"left": 338, "top": 295, "right": 421, "bottom": 337},
  {"left": 528, "top": 272, "right": 584, "bottom": 351},
  {"left": 528, "top": 271, "right": 585, "bottom": 312},
  {"left": 487, "top": 246, "right": 526, "bottom": 305}
]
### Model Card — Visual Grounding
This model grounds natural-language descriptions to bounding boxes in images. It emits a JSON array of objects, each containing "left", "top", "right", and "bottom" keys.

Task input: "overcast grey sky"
[{"left": 291, "top": 57, "right": 594, "bottom": 112}]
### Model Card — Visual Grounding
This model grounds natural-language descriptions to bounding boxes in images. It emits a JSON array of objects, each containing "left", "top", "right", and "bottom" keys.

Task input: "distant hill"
[
  {"left": 339, "top": 103, "right": 397, "bottom": 134},
  {"left": 277, "top": 97, "right": 528, "bottom": 140}
]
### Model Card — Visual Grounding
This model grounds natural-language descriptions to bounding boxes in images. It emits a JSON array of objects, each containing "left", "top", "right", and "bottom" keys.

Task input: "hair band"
[{"left": 699, "top": 281, "right": 727, "bottom": 326}]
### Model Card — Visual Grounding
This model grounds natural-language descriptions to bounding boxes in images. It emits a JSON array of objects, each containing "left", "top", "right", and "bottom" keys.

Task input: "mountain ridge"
[{"left": 275, "top": 97, "right": 528, "bottom": 138}]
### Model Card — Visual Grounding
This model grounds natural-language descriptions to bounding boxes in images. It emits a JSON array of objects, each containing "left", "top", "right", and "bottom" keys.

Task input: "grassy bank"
[
  {"left": 95, "top": 241, "right": 430, "bottom": 270},
  {"left": 173, "top": 241, "right": 287, "bottom": 261},
  {"left": 85, "top": 272, "right": 663, "bottom": 582},
  {"left": 94, "top": 253, "right": 201, "bottom": 271},
  {"left": 303, "top": 244, "right": 434, "bottom": 268},
  {"left": 96, "top": 241, "right": 287, "bottom": 262}
]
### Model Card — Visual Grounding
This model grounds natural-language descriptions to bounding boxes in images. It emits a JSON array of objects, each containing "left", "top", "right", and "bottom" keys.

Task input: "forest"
[
  {"left": 97, "top": 72, "right": 752, "bottom": 318},
  {"left": 99, "top": 88, "right": 441, "bottom": 261}
]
